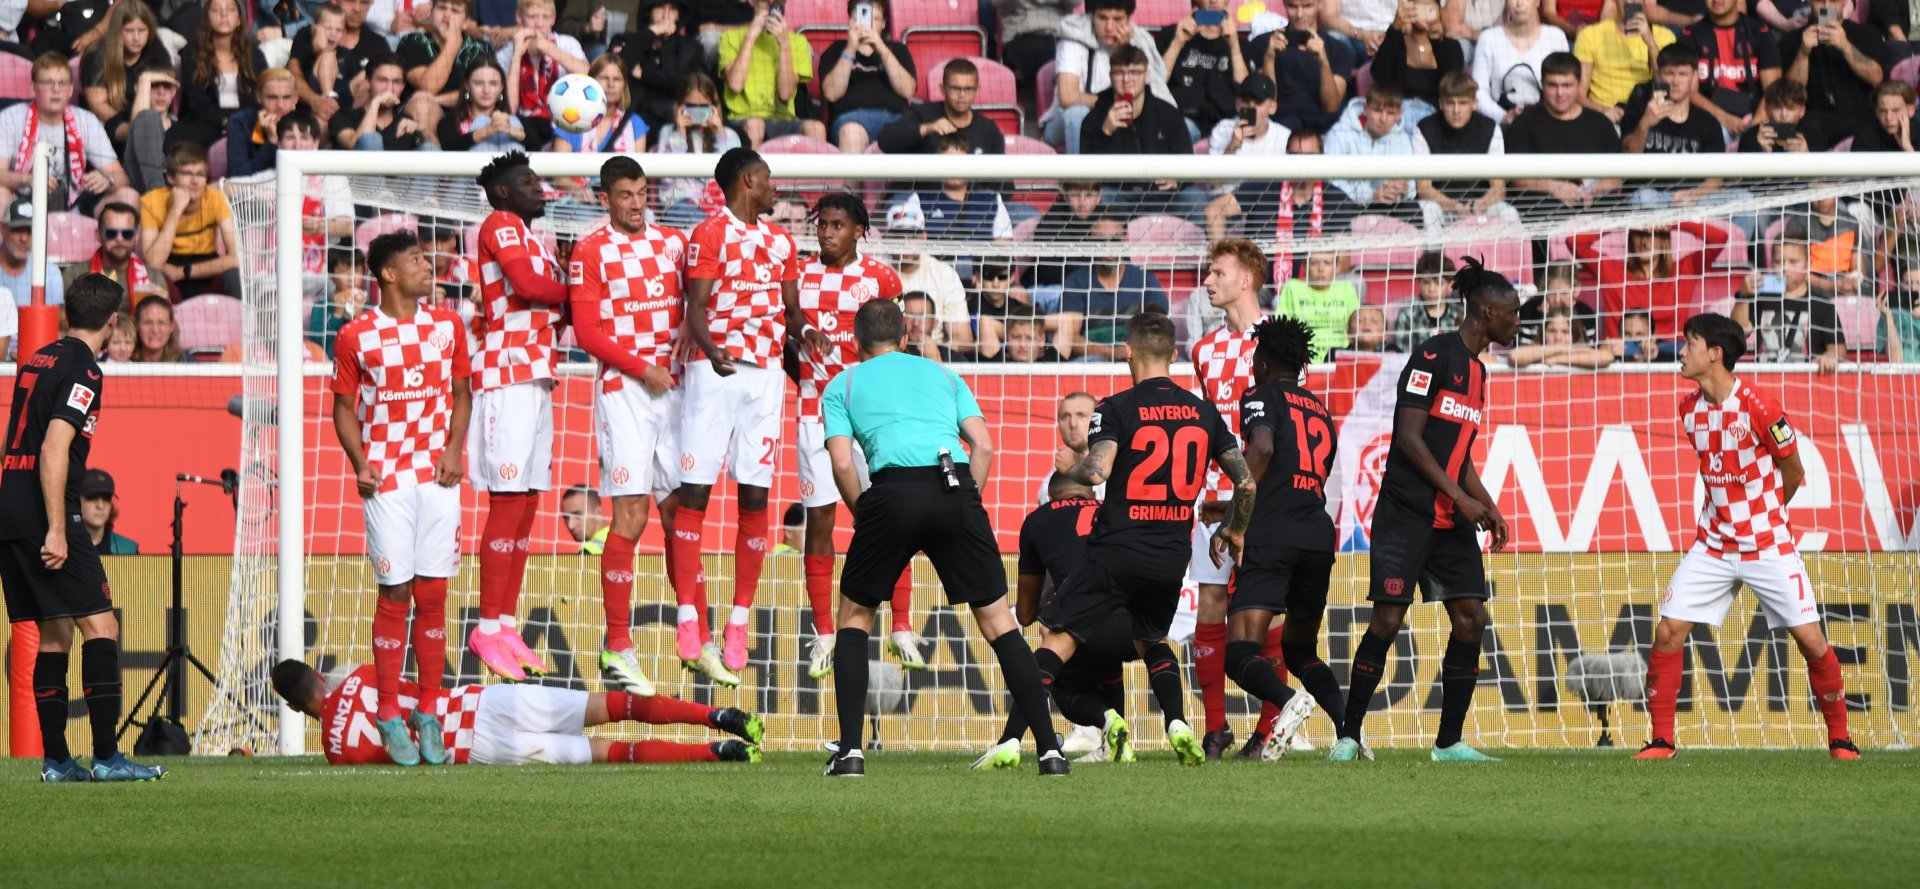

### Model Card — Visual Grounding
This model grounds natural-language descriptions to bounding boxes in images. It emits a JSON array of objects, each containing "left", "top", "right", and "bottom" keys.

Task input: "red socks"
[
  {"left": 602, "top": 533, "right": 638, "bottom": 652},
  {"left": 890, "top": 567, "right": 913, "bottom": 633},
  {"left": 1255, "top": 625, "right": 1289, "bottom": 734},
  {"left": 372, "top": 596, "right": 409, "bottom": 721},
  {"left": 1807, "top": 647, "right": 1851, "bottom": 742},
  {"left": 804, "top": 554, "right": 835, "bottom": 635},
  {"left": 607, "top": 690, "right": 714, "bottom": 726},
  {"left": 506, "top": 493, "right": 539, "bottom": 618},
  {"left": 1195, "top": 621, "right": 1227, "bottom": 734},
  {"left": 478, "top": 494, "right": 533, "bottom": 621},
  {"left": 607, "top": 740, "right": 719, "bottom": 763},
  {"left": 1646, "top": 648, "right": 1684, "bottom": 743},
  {"left": 672, "top": 506, "right": 710, "bottom": 641},
  {"left": 732, "top": 508, "right": 770, "bottom": 610},
  {"left": 411, "top": 578, "right": 448, "bottom": 712}
]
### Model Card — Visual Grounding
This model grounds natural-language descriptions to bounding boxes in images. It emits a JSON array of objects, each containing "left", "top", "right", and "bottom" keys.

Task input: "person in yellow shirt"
[
  {"left": 718, "top": 0, "right": 828, "bottom": 147},
  {"left": 138, "top": 142, "right": 240, "bottom": 300},
  {"left": 1572, "top": 0, "right": 1675, "bottom": 122}
]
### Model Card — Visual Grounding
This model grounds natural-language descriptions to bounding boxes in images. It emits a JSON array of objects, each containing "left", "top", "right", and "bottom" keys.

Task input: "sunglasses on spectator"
[{"left": 103, "top": 227, "right": 137, "bottom": 240}]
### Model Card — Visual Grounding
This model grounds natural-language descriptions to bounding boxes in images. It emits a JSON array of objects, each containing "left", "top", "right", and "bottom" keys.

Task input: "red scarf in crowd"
[
  {"left": 516, "top": 42, "right": 559, "bottom": 121},
  {"left": 90, "top": 249, "right": 151, "bottom": 293},
  {"left": 16, "top": 105, "right": 87, "bottom": 208},
  {"left": 1274, "top": 180, "right": 1324, "bottom": 284}
]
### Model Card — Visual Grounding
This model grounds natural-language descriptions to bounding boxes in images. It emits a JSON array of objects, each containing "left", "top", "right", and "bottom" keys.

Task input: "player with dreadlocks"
[
  {"left": 789, "top": 191, "right": 921, "bottom": 680},
  {"left": 1210, "top": 316, "right": 1346, "bottom": 760},
  {"left": 1333, "top": 256, "right": 1521, "bottom": 763}
]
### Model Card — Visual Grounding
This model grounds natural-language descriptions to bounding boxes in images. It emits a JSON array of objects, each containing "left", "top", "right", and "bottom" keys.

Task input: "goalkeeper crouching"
[{"left": 272, "top": 661, "right": 764, "bottom": 766}]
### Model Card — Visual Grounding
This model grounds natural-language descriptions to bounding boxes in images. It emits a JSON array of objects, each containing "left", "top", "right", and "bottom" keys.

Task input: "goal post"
[{"left": 201, "top": 149, "right": 1920, "bottom": 757}]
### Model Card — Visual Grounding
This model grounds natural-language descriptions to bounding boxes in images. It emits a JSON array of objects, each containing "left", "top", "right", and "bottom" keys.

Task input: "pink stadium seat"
[
  {"left": 784, "top": 0, "right": 846, "bottom": 30},
  {"left": 355, "top": 213, "right": 418, "bottom": 255},
  {"left": 1005, "top": 134, "right": 1055, "bottom": 155},
  {"left": 760, "top": 134, "right": 839, "bottom": 154},
  {"left": 1037, "top": 60, "right": 1057, "bottom": 118},
  {"left": 208, "top": 137, "right": 228, "bottom": 180},
  {"left": 927, "top": 56, "right": 1017, "bottom": 104},
  {"left": 1128, "top": 213, "right": 1205, "bottom": 247},
  {"left": 1836, "top": 295, "right": 1882, "bottom": 349},
  {"left": 1442, "top": 217, "right": 1532, "bottom": 286},
  {"left": 1347, "top": 213, "right": 1422, "bottom": 269},
  {"left": 1761, "top": 216, "right": 1787, "bottom": 267},
  {"left": 45, "top": 211, "right": 100, "bottom": 264},
  {"left": 1130, "top": 215, "right": 1206, "bottom": 296},
  {"left": 1832, "top": 136, "right": 1854, "bottom": 151},
  {"left": 1010, "top": 215, "right": 1042, "bottom": 281},
  {"left": 894, "top": 1, "right": 978, "bottom": 28},
  {"left": 1353, "top": 60, "right": 1373, "bottom": 98},
  {"left": 175, "top": 294, "right": 245, "bottom": 353},
  {"left": 1894, "top": 55, "right": 1920, "bottom": 87},
  {"left": 1194, "top": 138, "right": 1208, "bottom": 154},
  {"left": 1131, "top": 0, "right": 1196, "bottom": 27},
  {"left": 0, "top": 53, "right": 31, "bottom": 101}
]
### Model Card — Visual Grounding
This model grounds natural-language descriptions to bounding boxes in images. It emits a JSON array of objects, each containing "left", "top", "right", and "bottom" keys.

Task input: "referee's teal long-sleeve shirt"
[{"left": 821, "top": 351, "right": 983, "bottom": 470}]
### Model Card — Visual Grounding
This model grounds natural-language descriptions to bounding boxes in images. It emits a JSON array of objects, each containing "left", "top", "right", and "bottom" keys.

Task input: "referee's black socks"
[
  {"left": 34, "top": 651, "right": 70, "bottom": 762},
  {"left": 1435, "top": 636, "right": 1482, "bottom": 749},
  {"left": 1141, "top": 642, "right": 1187, "bottom": 729},
  {"left": 1226, "top": 640, "right": 1296, "bottom": 709},
  {"left": 832, "top": 628, "right": 868, "bottom": 753},
  {"left": 1343, "top": 630, "right": 1394, "bottom": 741},
  {"left": 82, "top": 638, "right": 122, "bottom": 761},
  {"left": 990, "top": 632, "right": 1060, "bottom": 755}
]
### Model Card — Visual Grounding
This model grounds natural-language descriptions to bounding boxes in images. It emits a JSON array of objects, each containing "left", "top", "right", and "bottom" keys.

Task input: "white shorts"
[
  {"left": 469, "top": 684, "right": 593, "bottom": 765},
  {"left": 468, "top": 381, "right": 555, "bottom": 493},
  {"left": 595, "top": 383, "right": 681, "bottom": 501},
  {"left": 680, "top": 360, "right": 783, "bottom": 488},
  {"left": 1659, "top": 547, "right": 1821, "bottom": 631},
  {"left": 797, "top": 419, "right": 870, "bottom": 509},
  {"left": 363, "top": 482, "right": 462, "bottom": 586},
  {"left": 1188, "top": 520, "right": 1234, "bottom": 586}
]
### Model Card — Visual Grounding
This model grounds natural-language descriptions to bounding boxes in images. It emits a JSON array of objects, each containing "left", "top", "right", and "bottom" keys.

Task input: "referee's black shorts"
[
  {"left": 0, "top": 523, "right": 112, "bottom": 623},
  {"left": 840, "top": 466, "right": 1007, "bottom": 609}
]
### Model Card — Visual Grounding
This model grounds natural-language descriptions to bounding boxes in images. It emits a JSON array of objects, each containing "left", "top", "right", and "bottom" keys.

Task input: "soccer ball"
[{"left": 547, "top": 74, "right": 606, "bottom": 134}]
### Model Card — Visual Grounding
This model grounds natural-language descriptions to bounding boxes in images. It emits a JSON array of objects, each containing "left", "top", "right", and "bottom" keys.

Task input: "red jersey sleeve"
[
  {"left": 485, "top": 213, "right": 567, "bottom": 304},
  {"left": 482, "top": 214, "right": 531, "bottom": 268},
  {"left": 328, "top": 319, "right": 364, "bottom": 397},
  {"left": 687, "top": 218, "right": 724, "bottom": 281},
  {"left": 875, "top": 260, "right": 902, "bottom": 300},
  {"left": 779, "top": 230, "right": 802, "bottom": 282},
  {"left": 1747, "top": 387, "right": 1799, "bottom": 460},
  {"left": 441, "top": 308, "right": 472, "bottom": 380}
]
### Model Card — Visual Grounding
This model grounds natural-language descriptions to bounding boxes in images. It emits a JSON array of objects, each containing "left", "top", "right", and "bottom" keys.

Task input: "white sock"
[
  {"left": 729, "top": 606, "right": 750, "bottom": 626},
  {"left": 478, "top": 618, "right": 501, "bottom": 635},
  {"left": 499, "top": 615, "right": 517, "bottom": 630},
  {"left": 677, "top": 604, "right": 698, "bottom": 625}
]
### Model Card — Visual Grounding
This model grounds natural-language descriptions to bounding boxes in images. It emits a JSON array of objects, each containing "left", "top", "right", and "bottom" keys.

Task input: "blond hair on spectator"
[
  {"left": 1347, "top": 305, "right": 1387, "bottom": 337},
  {"left": 520, "top": 0, "right": 556, "bottom": 11},
  {"left": 256, "top": 67, "right": 296, "bottom": 98}
]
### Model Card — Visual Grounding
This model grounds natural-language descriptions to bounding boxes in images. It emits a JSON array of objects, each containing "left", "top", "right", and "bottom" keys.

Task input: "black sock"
[
  {"left": 1099, "top": 672, "right": 1125, "bottom": 718},
  {"left": 81, "top": 639, "right": 121, "bottom": 761},
  {"left": 1141, "top": 642, "right": 1187, "bottom": 729},
  {"left": 832, "top": 628, "right": 868, "bottom": 753},
  {"left": 1282, "top": 641, "right": 1348, "bottom": 737},
  {"left": 997, "top": 706, "right": 1028, "bottom": 745},
  {"left": 994, "top": 633, "right": 1060, "bottom": 755},
  {"left": 1343, "top": 630, "right": 1394, "bottom": 741},
  {"left": 33, "top": 651, "right": 71, "bottom": 763},
  {"left": 1031, "top": 647, "right": 1101, "bottom": 727},
  {"left": 1226, "top": 640, "right": 1295, "bottom": 709},
  {"left": 1435, "top": 635, "right": 1482, "bottom": 749}
]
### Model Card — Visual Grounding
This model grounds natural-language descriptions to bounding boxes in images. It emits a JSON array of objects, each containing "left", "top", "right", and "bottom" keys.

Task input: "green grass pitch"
[{"left": 3, "top": 750, "right": 1917, "bottom": 888}]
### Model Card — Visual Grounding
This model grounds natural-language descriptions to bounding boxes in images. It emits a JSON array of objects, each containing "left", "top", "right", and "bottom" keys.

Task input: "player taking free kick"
[
  {"left": 568, "top": 156, "right": 690, "bottom": 696},
  {"left": 676, "top": 147, "right": 829, "bottom": 678},
  {"left": 1635, "top": 313, "right": 1859, "bottom": 761},
  {"left": 331, "top": 232, "right": 472, "bottom": 766},
  {"left": 469, "top": 151, "right": 568, "bottom": 683}
]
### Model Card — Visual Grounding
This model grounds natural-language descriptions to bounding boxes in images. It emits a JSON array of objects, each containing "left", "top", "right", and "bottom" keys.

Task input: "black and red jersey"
[
  {"left": 0, "top": 337, "right": 102, "bottom": 540},
  {"left": 1083, "top": 377, "right": 1238, "bottom": 580},
  {"left": 1381, "top": 331, "right": 1486, "bottom": 530},
  {"left": 1241, "top": 380, "right": 1338, "bottom": 553},
  {"left": 1017, "top": 495, "right": 1100, "bottom": 590}
]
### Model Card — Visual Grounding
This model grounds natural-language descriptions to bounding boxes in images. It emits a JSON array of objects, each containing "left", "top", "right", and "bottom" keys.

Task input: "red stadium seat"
[
  {"left": 1441, "top": 216, "right": 1532, "bottom": 287},
  {"left": 976, "top": 104, "right": 1024, "bottom": 137},
  {"left": 45, "top": 211, "right": 100, "bottom": 264},
  {"left": 926, "top": 56, "right": 1017, "bottom": 104},
  {"left": 1131, "top": 0, "right": 1196, "bottom": 26},
  {"left": 904, "top": 30, "right": 987, "bottom": 94},
  {"left": 176, "top": 294, "right": 245, "bottom": 353}
]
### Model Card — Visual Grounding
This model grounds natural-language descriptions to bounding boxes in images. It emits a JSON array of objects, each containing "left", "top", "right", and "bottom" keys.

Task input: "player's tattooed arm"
[
  {"left": 1055, "top": 440, "right": 1117, "bottom": 487},
  {"left": 1218, "top": 447, "right": 1257, "bottom": 536},
  {"left": 332, "top": 393, "right": 378, "bottom": 498}
]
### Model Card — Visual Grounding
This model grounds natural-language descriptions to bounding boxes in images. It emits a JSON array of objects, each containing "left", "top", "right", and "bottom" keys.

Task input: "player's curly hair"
[
  {"left": 810, "top": 192, "right": 870, "bottom": 231},
  {"left": 1253, "top": 315, "right": 1315, "bottom": 374},
  {"left": 1451, "top": 254, "right": 1516, "bottom": 307},
  {"left": 714, "top": 146, "right": 765, "bottom": 193},
  {"left": 478, "top": 150, "right": 533, "bottom": 200}
]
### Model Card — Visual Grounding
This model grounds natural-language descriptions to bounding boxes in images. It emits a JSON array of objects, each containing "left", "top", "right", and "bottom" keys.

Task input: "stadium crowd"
[{"left": 0, "top": 0, "right": 1916, "bottom": 365}]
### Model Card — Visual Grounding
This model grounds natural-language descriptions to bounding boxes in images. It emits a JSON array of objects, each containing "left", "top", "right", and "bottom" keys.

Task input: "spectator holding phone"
[
  {"left": 1676, "top": 0, "right": 1780, "bottom": 137},
  {"left": 1733, "top": 238, "right": 1821, "bottom": 362},
  {"left": 1574, "top": 0, "right": 1677, "bottom": 124},
  {"left": 652, "top": 73, "right": 741, "bottom": 229},
  {"left": 1738, "top": 78, "right": 1827, "bottom": 151},
  {"left": 1042, "top": 0, "right": 1178, "bottom": 154},
  {"left": 1623, "top": 44, "right": 1749, "bottom": 231},
  {"left": 719, "top": 0, "right": 827, "bottom": 147},
  {"left": 1158, "top": 0, "right": 1250, "bottom": 136},
  {"left": 610, "top": 0, "right": 704, "bottom": 134},
  {"left": 1786, "top": 0, "right": 1894, "bottom": 145},
  {"left": 1081, "top": 45, "right": 1203, "bottom": 219},
  {"left": 1254, "top": 0, "right": 1354, "bottom": 132},
  {"left": 1614, "top": 310, "right": 1661, "bottom": 362},
  {"left": 1369, "top": 0, "right": 1465, "bottom": 130},
  {"left": 821, "top": 0, "right": 916, "bottom": 154}
]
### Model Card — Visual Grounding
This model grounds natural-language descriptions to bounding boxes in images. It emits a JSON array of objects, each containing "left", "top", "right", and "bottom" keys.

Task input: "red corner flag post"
[{"left": 10, "top": 143, "right": 59, "bottom": 757}]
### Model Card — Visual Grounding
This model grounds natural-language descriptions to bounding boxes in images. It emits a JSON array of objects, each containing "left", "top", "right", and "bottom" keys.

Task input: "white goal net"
[{"left": 198, "top": 152, "right": 1920, "bottom": 756}]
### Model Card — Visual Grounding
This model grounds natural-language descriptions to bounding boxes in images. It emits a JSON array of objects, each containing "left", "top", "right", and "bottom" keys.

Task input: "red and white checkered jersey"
[
  {"left": 318, "top": 665, "right": 482, "bottom": 765},
  {"left": 474, "top": 209, "right": 564, "bottom": 392},
  {"left": 1191, "top": 322, "right": 1257, "bottom": 501},
  {"left": 569, "top": 222, "right": 688, "bottom": 392},
  {"left": 687, "top": 208, "right": 800, "bottom": 368},
  {"left": 329, "top": 305, "right": 471, "bottom": 495},
  {"left": 796, "top": 253, "right": 902, "bottom": 422},
  {"left": 1681, "top": 379, "right": 1801, "bottom": 560}
]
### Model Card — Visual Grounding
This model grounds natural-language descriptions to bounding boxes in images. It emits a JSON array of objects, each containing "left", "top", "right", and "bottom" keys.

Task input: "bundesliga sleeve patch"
[
  {"left": 1769, "top": 419, "right": 1796, "bottom": 446},
  {"left": 493, "top": 226, "right": 521, "bottom": 248},
  {"left": 66, "top": 383, "right": 95, "bottom": 412},
  {"left": 1406, "top": 370, "right": 1432, "bottom": 397},
  {"left": 568, "top": 260, "right": 584, "bottom": 280}
]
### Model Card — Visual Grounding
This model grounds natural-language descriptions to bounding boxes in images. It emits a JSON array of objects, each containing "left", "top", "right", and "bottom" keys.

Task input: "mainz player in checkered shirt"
[
  {"left": 329, "top": 231, "right": 472, "bottom": 767},
  {"left": 1634, "top": 313, "right": 1859, "bottom": 761},
  {"left": 669, "top": 148, "right": 831, "bottom": 680},
  {"left": 271, "top": 661, "right": 766, "bottom": 766}
]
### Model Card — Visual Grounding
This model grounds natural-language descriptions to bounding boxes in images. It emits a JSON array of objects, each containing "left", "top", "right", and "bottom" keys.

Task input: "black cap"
[
  {"left": 4, "top": 198, "right": 32, "bottom": 229},
  {"left": 1238, "top": 73, "right": 1276, "bottom": 103},
  {"left": 79, "top": 469, "right": 115, "bottom": 498}
]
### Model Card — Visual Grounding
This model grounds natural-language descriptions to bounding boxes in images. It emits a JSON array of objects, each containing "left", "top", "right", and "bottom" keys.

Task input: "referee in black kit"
[
  {"left": 2, "top": 275, "right": 165, "bottom": 782},
  {"left": 818, "top": 299, "right": 1066, "bottom": 778}
]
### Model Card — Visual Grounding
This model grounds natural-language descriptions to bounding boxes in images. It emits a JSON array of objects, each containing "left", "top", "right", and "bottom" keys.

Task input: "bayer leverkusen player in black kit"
[
  {"left": 1336, "top": 258, "right": 1522, "bottom": 763},
  {"left": 1042, "top": 313, "right": 1252, "bottom": 765},
  {"left": 1, "top": 275, "right": 165, "bottom": 782},
  {"left": 1210, "top": 317, "right": 1347, "bottom": 761}
]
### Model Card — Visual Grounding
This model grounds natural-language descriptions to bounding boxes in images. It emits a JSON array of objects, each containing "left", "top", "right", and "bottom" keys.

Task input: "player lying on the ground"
[
  {"left": 1044, "top": 313, "right": 1253, "bottom": 765},
  {"left": 272, "top": 660, "right": 764, "bottom": 766},
  {"left": 1210, "top": 317, "right": 1348, "bottom": 761},
  {"left": 1635, "top": 314, "right": 1859, "bottom": 761}
]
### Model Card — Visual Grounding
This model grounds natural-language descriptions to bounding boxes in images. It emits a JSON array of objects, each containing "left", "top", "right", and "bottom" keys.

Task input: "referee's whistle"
[{"left": 938, "top": 448, "right": 960, "bottom": 490}]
